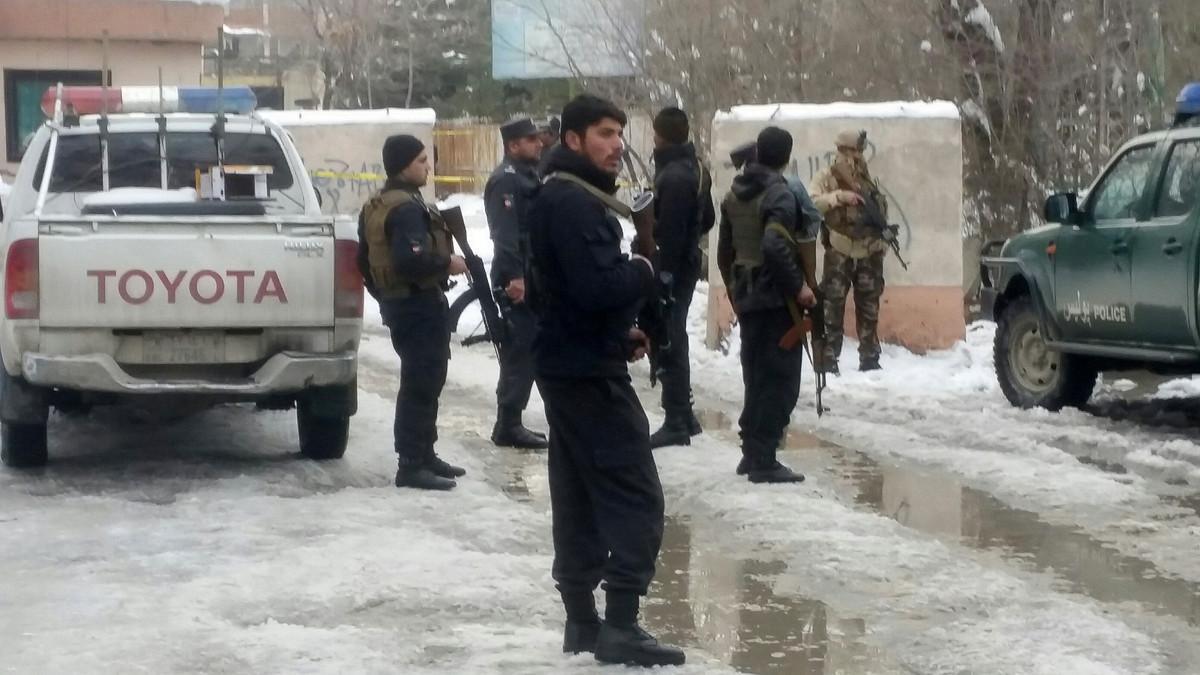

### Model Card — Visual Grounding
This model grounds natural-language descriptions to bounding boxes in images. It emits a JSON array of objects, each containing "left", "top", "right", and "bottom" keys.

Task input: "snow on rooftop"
[
  {"left": 259, "top": 108, "right": 436, "bottom": 127},
  {"left": 716, "top": 100, "right": 961, "bottom": 123}
]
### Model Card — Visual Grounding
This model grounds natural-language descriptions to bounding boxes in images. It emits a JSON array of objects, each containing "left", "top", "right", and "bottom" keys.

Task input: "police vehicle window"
[
  {"left": 1153, "top": 140, "right": 1200, "bottom": 218},
  {"left": 1090, "top": 145, "right": 1156, "bottom": 221},
  {"left": 34, "top": 132, "right": 294, "bottom": 192},
  {"left": 165, "top": 133, "right": 294, "bottom": 190}
]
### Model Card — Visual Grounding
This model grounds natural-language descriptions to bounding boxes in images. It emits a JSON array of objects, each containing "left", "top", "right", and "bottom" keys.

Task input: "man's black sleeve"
[
  {"left": 356, "top": 210, "right": 379, "bottom": 300},
  {"left": 484, "top": 173, "right": 524, "bottom": 287},
  {"left": 550, "top": 195, "right": 653, "bottom": 312},
  {"left": 699, "top": 166, "right": 716, "bottom": 235},
  {"left": 653, "top": 168, "right": 697, "bottom": 276},
  {"left": 760, "top": 184, "right": 807, "bottom": 299},
  {"left": 387, "top": 202, "right": 451, "bottom": 280}
]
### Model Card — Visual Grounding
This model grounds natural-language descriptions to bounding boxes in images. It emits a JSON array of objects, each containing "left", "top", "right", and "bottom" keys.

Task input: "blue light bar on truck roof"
[{"left": 41, "top": 86, "right": 257, "bottom": 118}]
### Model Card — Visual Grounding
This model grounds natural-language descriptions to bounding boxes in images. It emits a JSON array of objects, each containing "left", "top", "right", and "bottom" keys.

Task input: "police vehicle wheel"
[
  {"left": 297, "top": 404, "right": 349, "bottom": 460},
  {"left": 995, "top": 295, "right": 1096, "bottom": 411},
  {"left": 1, "top": 421, "right": 48, "bottom": 468}
]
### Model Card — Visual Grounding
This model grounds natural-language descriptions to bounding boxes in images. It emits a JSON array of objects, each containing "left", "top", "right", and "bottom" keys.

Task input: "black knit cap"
[
  {"left": 382, "top": 134, "right": 426, "bottom": 177},
  {"left": 756, "top": 126, "right": 793, "bottom": 170}
]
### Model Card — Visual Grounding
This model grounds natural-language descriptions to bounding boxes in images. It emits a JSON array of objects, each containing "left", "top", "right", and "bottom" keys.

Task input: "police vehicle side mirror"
[{"left": 1044, "top": 192, "right": 1081, "bottom": 225}]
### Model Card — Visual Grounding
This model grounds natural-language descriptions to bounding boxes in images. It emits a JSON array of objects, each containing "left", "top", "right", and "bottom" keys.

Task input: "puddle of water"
[
  {"left": 644, "top": 515, "right": 886, "bottom": 674},
  {"left": 793, "top": 438, "right": 1200, "bottom": 628}
]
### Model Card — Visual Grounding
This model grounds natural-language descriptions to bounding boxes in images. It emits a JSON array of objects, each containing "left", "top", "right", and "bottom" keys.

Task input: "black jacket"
[
  {"left": 716, "top": 164, "right": 807, "bottom": 314},
  {"left": 484, "top": 157, "right": 540, "bottom": 288},
  {"left": 528, "top": 145, "right": 655, "bottom": 378},
  {"left": 652, "top": 143, "right": 715, "bottom": 280}
]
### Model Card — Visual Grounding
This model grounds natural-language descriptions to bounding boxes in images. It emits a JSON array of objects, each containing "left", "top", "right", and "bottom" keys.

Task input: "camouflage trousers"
[{"left": 820, "top": 248, "right": 885, "bottom": 367}]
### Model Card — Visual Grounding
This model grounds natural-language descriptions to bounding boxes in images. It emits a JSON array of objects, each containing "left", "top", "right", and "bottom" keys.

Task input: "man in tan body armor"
[
  {"left": 358, "top": 134, "right": 469, "bottom": 490},
  {"left": 810, "top": 130, "right": 890, "bottom": 373}
]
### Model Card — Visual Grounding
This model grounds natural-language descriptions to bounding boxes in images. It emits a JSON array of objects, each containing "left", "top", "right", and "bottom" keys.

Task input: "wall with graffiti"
[
  {"left": 260, "top": 109, "right": 437, "bottom": 216},
  {"left": 707, "top": 102, "right": 966, "bottom": 352}
]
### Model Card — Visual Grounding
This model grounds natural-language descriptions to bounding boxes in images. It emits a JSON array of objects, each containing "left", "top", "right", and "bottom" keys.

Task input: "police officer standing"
[
  {"left": 647, "top": 107, "right": 714, "bottom": 449},
  {"left": 528, "top": 95, "right": 685, "bottom": 667},
  {"left": 357, "top": 135, "right": 469, "bottom": 491},
  {"left": 811, "top": 130, "right": 888, "bottom": 373},
  {"left": 716, "top": 127, "right": 815, "bottom": 484},
  {"left": 485, "top": 118, "right": 548, "bottom": 449}
]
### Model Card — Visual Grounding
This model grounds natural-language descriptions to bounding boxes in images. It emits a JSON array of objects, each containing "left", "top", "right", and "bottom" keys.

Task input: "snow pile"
[
  {"left": 260, "top": 108, "right": 437, "bottom": 127},
  {"left": 81, "top": 187, "right": 198, "bottom": 207},
  {"left": 716, "top": 101, "right": 961, "bottom": 123}
]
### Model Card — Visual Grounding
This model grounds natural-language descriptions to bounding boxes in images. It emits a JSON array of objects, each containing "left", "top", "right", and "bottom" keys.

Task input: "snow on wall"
[
  {"left": 717, "top": 100, "right": 961, "bottom": 123},
  {"left": 259, "top": 108, "right": 437, "bottom": 127}
]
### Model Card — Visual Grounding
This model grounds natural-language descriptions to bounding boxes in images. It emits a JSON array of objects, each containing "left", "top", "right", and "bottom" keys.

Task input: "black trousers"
[
  {"left": 737, "top": 307, "right": 803, "bottom": 465},
  {"left": 658, "top": 273, "right": 697, "bottom": 418},
  {"left": 539, "top": 376, "right": 665, "bottom": 596},
  {"left": 496, "top": 302, "right": 537, "bottom": 414},
  {"left": 385, "top": 292, "right": 450, "bottom": 467}
]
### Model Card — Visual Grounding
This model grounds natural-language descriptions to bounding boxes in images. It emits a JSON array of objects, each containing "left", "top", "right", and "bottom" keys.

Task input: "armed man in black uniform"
[
  {"left": 717, "top": 126, "right": 816, "bottom": 484},
  {"left": 646, "top": 107, "right": 715, "bottom": 449},
  {"left": 527, "top": 95, "right": 686, "bottom": 667},
  {"left": 358, "top": 135, "right": 469, "bottom": 491},
  {"left": 485, "top": 118, "right": 548, "bottom": 449}
]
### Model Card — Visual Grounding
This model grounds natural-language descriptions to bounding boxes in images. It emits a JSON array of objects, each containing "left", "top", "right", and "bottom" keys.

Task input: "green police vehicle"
[{"left": 982, "top": 84, "right": 1200, "bottom": 409}]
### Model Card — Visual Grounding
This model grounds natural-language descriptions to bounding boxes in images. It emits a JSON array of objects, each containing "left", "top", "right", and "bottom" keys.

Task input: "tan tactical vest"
[
  {"left": 723, "top": 191, "right": 768, "bottom": 269},
  {"left": 362, "top": 188, "right": 453, "bottom": 298},
  {"left": 824, "top": 159, "right": 881, "bottom": 240}
]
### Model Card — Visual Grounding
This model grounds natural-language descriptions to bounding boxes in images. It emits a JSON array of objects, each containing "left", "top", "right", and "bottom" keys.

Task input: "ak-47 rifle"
[
  {"left": 441, "top": 206, "right": 507, "bottom": 356},
  {"left": 770, "top": 223, "right": 829, "bottom": 416},
  {"left": 835, "top": 131, "right": 910, "bottom": 270},
  {"left": 623, "top": 148, "right": 673, "bottom": 388}
]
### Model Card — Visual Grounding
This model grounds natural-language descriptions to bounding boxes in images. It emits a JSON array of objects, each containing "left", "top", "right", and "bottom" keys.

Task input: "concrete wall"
[
  {"left": 708, "top": 103, "right": 966, "bottom": 354},
  {"left": 0, "top": 39, "right": 206, "bottom": 177},
  {"left": 259, "top": 109, "right": 437, "bottom": 216}
]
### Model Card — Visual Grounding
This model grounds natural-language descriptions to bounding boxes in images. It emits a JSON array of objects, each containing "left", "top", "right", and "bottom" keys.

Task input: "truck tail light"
[
  {"left": 334, "top": 240, "right": 363, "bottom": 319},
  {"left": 5, "top": 239, "right": 39, "bottom": 320}
]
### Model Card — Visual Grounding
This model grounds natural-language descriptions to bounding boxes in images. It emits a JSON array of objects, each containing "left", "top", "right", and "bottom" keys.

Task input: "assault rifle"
[
  {"left": 770, "top": 222, "right": 829, "bottom": 416},
  {"left": 858, "top": 188, "right": 910, "bottom": 271},
  {"left": 442, "top": 206, "right": 507, "bottom": 355}
]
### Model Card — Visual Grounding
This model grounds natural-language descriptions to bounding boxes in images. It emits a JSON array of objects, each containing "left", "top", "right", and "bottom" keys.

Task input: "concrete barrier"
[
  {"left": 259, "top": 108, "right": 437, "bottom": 215},
  {"left": 708, "top": 102, "right": 965, "bottom": 354}
]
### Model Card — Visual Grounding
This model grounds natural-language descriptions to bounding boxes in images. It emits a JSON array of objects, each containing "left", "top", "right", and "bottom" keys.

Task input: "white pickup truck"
[{"left": 0, "top": 110, "right": 362, "bottom": 467}]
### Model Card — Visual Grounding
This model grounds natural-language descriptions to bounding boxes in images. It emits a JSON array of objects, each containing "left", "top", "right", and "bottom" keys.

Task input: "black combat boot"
[
  {"left": 594, "top": 592, "right": 685, "bottom": 667},
  {"left": 687, "top": 411, "right": 702, "bottom": 437},
  {"left": 735, "top": 455, "right": 751, "bottom": 476},
  {"left": 747, "top": 460, "right": 805, "bottom": 484},
  {"left": 395, "top": 465, "right": 456, "bottom": 491},
  {"left": 427, "top": 455, "right": 466, "bottom": 479},
  {"left": 491, "top": 408, "right": 550, "bottom": 449},
  {"left": 859, "top": 359, "right": 881, "bottom": 372},
  {"left": 561, "top": 591, "right": 601, "bottom": 654},
  {"left": 650, "top": 412, "right": 691, "bottom": 449}
]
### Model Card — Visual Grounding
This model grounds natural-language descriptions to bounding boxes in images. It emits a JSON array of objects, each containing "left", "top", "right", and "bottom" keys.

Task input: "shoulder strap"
[{"left": 544, "top": 171, "right": 631, "bottom": 219}]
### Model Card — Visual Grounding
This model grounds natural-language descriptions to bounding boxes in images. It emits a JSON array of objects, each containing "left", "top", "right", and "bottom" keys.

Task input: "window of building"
[{"left": 4, "top": 69, "right": 108, "bottom": 162}]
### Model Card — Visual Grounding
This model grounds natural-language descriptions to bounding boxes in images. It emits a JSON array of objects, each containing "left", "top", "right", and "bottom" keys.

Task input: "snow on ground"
[{"left": 6, "top": 193, "right": 1200, "bottom": 673}]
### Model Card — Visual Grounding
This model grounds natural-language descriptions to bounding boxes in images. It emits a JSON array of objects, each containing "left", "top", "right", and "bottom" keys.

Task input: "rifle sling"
[
  {"left": 765, "top": 221, "right": 809, "bottom": 335},
  {"left": 545, "top": 172, "right": 632, "bottom": 219}
]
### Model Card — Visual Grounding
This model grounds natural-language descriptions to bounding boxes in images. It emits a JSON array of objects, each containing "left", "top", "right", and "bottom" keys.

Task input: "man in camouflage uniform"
[{"left": 810, "top": 130, "right": 889, "bottom": 373}]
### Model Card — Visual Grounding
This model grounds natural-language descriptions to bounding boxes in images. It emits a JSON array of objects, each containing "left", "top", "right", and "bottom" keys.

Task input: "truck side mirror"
[{"left": 1044, "top": 192, "right": 1081, "bottom": 225}]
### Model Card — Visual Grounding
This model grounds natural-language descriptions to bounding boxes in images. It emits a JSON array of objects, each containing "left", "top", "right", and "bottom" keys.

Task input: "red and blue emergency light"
[
  {"left": 41, "top": 85, "right": 257, "bottom": 118},
  {"left": 1177, "top": 83, "right": 1200, "bottom": 116}
]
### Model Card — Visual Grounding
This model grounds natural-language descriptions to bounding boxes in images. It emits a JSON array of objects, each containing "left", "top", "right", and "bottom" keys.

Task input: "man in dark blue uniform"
[
  {"left": 646, "top": 107, "right": 714, "bottom": 449},
  {"left": 357, "top": 135, "right": 469, "bottom": 491},
  {"left": 527, "top": 95, "right": 686, "bottom": 667},
  {"left": 485, "top": 118, "right": 548, "bottom": 449}
]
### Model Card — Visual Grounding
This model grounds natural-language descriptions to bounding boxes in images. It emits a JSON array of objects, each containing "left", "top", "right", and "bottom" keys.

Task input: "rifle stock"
[{"left": 441, "top": 206, "right": 507, "bottom": 348}]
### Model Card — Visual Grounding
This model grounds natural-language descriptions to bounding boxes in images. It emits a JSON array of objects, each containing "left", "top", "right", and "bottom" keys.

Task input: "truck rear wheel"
[
  {"left": 1, "top": 422, "right": 48, "bottom": 468},
  {"left": 297, "top": 403, "right": 349, "bottom": 460},
  {"left": 995, "top": 295, "right": 1097, "bottom": 410}
]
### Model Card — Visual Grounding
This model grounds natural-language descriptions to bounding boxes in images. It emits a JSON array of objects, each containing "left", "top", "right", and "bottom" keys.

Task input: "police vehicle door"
[
  {"left": 1054, "top": 143, "right": 1156, "bottom": 344},
  {"left": 1129, "top": 135, "right": 1200, "bottom": 348}
]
